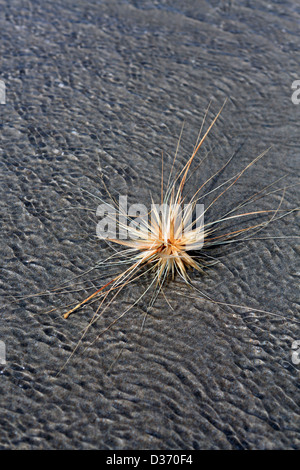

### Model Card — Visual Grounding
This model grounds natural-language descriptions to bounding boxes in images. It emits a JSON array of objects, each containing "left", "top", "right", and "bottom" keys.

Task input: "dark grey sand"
[{"left": 0, "top": 0, "right": 299, "bottom": 450}]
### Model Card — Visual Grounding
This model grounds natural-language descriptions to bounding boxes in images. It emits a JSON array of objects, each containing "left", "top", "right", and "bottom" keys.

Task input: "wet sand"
[{"left": 0, "top": 0, "right": 299, "bottom": 449}]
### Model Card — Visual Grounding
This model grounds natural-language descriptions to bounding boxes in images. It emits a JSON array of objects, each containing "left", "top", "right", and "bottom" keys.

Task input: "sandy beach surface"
[{"left": 0, "top": 0, "right": 299, "bottom": 450}]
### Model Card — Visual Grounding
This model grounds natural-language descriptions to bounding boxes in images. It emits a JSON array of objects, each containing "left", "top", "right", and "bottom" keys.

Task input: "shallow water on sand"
[{"left": 0, "top": 0, "right": 299, "bottom": 450}]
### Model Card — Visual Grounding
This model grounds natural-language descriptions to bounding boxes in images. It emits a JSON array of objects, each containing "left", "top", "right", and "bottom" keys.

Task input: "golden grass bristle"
[{"left": 63, "top": 100, "right": 297, "bottom": 322}]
